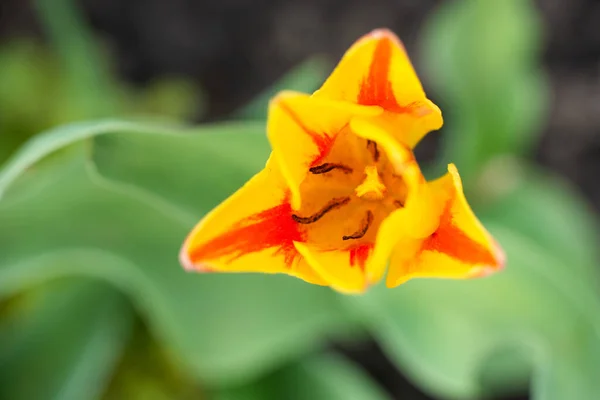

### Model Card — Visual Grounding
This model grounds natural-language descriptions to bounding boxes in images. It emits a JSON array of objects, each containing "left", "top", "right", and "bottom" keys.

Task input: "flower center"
[
  {"left": 355, "top": 165, "right": 386, "bottom": 200},
  {"left": 290, "top": 127, "right": 409, "bottom": 252}
]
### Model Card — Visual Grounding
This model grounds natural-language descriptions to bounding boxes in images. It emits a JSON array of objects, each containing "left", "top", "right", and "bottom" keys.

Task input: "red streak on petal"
[
  {"left": 357, "top": 37, "right": 397, "bottom": 110},
  {"left": 189, "top": 200, "right": 304, "bottom": 268},
  {"left": 349, "top": 243, "right": 374, "bottom": 271},
  {"left": 278, "top": 101, "right": 334, "bottom": 166},
  {"left": 422, "top": 201, "right": 498, "bottom": 267},
  {"left": 357, "top": 37, "right": 417, "bottom": 114}
]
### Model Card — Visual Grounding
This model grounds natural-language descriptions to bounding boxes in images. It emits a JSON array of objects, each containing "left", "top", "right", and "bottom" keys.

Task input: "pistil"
[{"left": 355, "top": 165, "right": 386, "bottom": 200}]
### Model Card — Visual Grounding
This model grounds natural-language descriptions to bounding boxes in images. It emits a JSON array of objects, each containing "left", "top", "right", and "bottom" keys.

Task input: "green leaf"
[
  {"left": 0, "top": 278, "right": 133, "bottom": 400},
  {"left": 350, "top": 222, "right": 600, "bottom": 400},
  {"left": 0, "top": 120, "right": 358, "bottom": 386},
  {"left": 214, "top": 353, "right": 391, "bottom": 400},
  {"left": 421, "top": 0, "right": 549, "bottom": 185},
  {"left": 89, "top": 121, "right": 272, "bottom": 217},
  {"left": 233, "top": 57, "right": 330, "bottom": 120}
]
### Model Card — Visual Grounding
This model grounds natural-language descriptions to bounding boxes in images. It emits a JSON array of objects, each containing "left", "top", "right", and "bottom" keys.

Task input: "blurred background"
[{"left": 0, "top": 0, "right": 599, "bottom": 399}]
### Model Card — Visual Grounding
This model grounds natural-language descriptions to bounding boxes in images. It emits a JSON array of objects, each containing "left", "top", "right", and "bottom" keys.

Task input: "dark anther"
[
  {"left": 367, "top": 140, "right": 380, "bottom": 162},
  {"left": 309, "top": 163, "right": 353, "bottom": 174},
  {"left": 343, "top": 210, "right": 374, "bottom": 240},
  {"left": 394, "top": 200, "right": 404, "bottom": 208},
  {"left": 292, "top": 197, "right": 351, "bottom": 224}
]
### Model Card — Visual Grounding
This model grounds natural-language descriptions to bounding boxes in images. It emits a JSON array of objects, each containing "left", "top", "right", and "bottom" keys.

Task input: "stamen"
[
  {"left": 367, "top": 140, "right": 380, "bottom": 162},
  {"left": 292, "top": 197, "right": 351, "bottom": 224},
  {"left": 309, "top": 163, "right": 353, "bottom": 174},
  {"left": 394, "top": 200, "right": 404, "bottom": 208},
  {"left": 343, "top": 210, "right": 374, "bottom": 240}
]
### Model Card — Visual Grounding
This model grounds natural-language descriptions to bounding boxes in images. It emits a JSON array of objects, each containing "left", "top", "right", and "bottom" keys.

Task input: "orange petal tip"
[
  {"left": 491, "top": 239, "right": 507, "bottom": 271},
  {"left": 179, "top": 241, "right": 214, "bottom": 273},
  {"left": 363, "top": 28, "right": 400, "bottom": 43},
  {"left": 179, "top": 243, "right": 196, "bottom": 272},
  {"left": 360, "top": 28, "right": 408, "bottom": 56},
  {"left": 469, "top": 239, "right": 506, "bottom": 279}
]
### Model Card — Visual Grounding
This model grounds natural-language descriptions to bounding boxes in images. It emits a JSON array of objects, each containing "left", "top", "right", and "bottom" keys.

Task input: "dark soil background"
[{"left": 1, "top": 0, "right": 599, "bottom": 399}]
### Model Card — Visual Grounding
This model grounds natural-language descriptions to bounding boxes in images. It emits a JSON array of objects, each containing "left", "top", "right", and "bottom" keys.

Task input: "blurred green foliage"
[
  {"left": 0, "top": 0, "right": 203, "bottom": 164},
  {"left": 1, "top": 0, "right": 600, "bottom": 399},
  {"left": 0, "top": 279, "right": 133, "bottom": 399},
  {"left": 422, "top": 0, "right": 549, "bottom": 189},
  {"left": 213, "top": 354, "right": 391, "bottom": 400}
]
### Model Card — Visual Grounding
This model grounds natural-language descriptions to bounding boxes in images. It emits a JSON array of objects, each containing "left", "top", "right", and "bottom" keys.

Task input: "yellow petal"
[
  {"left": 366, "top": 209, "right": 427, "bottom": 285},
  {"left": 386, "top": 164, "right": 505, "bottom": 287},
  {"left": 313, "top": 28, "right": 442, "bottom": 147},
  {"left": 369, "top": 107, "right": 443, "bottom": 149},
  {"left": 179, "top": 156, "right": 326, "bottom": 285},
  {"left": 267, "top": 91, "right": 381, "bottom": 210},
  {"left": 294, "top": 241, "right": 373, "bottom": 294}
]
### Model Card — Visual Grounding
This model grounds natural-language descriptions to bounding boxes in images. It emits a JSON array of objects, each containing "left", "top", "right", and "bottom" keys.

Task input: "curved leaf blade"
[{"left": 0, "top": 120, "right": 357, "bottom": 386}]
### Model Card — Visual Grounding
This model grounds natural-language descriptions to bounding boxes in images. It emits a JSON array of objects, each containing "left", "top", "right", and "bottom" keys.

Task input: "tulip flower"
[{"left": 180, "top": 29, "right": 504, "bottom": 293}]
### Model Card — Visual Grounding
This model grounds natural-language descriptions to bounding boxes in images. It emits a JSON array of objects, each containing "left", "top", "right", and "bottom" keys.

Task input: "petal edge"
[{"left": 386, "top": 164, "right": 505, "bottom": 287}]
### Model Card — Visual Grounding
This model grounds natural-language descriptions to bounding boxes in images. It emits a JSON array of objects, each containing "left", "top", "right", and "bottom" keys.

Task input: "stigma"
[{"left": 355, "top": 165, "right": 386, "bottom": 200}]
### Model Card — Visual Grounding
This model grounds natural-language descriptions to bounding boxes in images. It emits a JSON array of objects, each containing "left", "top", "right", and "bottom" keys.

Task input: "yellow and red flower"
[{"left": 179, "top": 29, "right": 504, "bottom": 294}]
